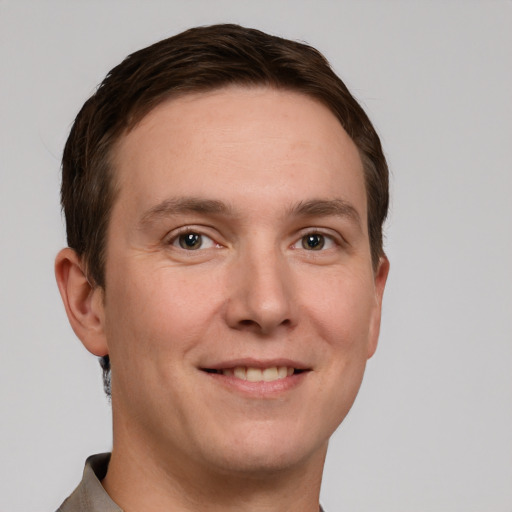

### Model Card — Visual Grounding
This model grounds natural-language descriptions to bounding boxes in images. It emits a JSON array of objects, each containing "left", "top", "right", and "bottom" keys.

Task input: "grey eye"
[{"left": 302, "top": 234, "right": 325, "bottom": 250}]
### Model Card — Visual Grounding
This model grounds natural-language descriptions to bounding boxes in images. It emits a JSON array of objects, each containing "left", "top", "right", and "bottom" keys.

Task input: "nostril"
[{"left": 237, "top": 317, "right": 292, "bottom": 329}]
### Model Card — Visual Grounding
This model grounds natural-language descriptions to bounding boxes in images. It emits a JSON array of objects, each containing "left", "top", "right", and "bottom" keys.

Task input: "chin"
[
  {"left": 210, "top": 450, "right": 318, "bottom": 478},
  {"left": 199, "top": 425, "right": 329, "bottom": 477}
]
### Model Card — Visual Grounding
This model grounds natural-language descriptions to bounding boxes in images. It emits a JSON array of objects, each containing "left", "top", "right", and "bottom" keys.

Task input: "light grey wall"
[{"left": 1, "top": 1, "right": 511, "bottom": 511}]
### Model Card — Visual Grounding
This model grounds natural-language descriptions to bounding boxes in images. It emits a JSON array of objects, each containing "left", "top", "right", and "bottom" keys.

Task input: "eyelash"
[
  {"left": 292, "top": 230, "right": 340, "bottom": 251},
  {"left": 167, "top": 228, "right": 219, "bottom": 251}
]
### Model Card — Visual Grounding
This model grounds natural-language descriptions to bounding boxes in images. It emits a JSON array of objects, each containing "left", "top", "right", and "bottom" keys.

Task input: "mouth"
[{"left": 201, "top": 366, "right": 307, "bottom": 383}]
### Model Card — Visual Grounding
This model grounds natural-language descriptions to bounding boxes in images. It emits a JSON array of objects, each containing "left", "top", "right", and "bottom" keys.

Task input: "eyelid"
[
  {"left": 165, "top": 225, "right": 222, "bottom": 249},
  {"left": 291, "top": 227, "right": 346, "bottom": 249}
]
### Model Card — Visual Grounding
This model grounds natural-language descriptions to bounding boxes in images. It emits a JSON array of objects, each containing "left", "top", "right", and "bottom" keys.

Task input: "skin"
[{"left": 56, "top": 86, "right": 389, "bottom": 512}]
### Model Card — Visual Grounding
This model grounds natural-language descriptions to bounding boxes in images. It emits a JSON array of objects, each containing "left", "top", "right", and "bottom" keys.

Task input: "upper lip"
[{"left": 200, "top": 358, "right": 311, "bottom": 371}]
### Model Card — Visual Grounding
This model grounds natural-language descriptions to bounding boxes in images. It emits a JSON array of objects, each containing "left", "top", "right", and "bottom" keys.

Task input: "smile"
[{"left": 203, "top": 366, "right": 303, "bottom": 382}]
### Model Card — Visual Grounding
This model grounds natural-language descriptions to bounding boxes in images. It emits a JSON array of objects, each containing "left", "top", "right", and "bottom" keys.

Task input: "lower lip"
[{"left": 202, "top": 371, "right": 308, "bottom": 396}]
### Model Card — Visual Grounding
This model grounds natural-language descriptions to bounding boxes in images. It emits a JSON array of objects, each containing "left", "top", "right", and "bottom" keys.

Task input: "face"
[{"left": 98, "top": 87, "right": 388, "bottom": 476}]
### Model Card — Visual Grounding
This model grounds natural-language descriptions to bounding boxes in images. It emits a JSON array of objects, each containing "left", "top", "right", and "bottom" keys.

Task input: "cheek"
[
  {"left": 102, "top": 265, "right": 222, "bottom": 423},
  {"left": 302, "top": 272, "right": 376, "bottom": 429},
  {"left": 301, "top": 268, "right": 376, "bottom": 352},
  {"left": 104, "top": 264, "right": 222, "bottom": 361}
]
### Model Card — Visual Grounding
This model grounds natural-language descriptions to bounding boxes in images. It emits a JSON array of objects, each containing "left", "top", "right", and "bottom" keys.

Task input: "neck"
[{"left": 103, "top": 418, "right": 326, "bottom": 512}]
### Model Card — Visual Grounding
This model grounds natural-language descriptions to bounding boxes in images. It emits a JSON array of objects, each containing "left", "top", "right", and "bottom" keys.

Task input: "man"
[{"left": 55, "top": 24, "right": 389, "bottom": 512}]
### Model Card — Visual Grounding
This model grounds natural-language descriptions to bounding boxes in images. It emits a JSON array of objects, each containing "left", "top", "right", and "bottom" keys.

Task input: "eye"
[
  {"left": 293, "top": 232, "right": 337, "bottom": 251},
  {"left": 172, "top": 232, "right": 217, "bottom": 250},
  {"left": 302, "top": 233, "right": 325, "bottom": 250}
]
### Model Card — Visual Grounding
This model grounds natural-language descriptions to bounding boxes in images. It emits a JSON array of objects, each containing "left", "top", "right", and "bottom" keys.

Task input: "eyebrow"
[
  {"left": 138, "top": 197, "right": 232, "bottom": 228},
  {"left": 138, "top": 196, "right": 361, "bottom": 229},
  {"left": 290, "top": 199, "right": 362, "bottom": 228}
]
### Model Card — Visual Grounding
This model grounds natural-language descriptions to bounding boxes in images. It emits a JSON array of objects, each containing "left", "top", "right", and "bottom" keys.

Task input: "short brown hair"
[{"left": 61, "top": 24, "right": 389, "bottom": 395}]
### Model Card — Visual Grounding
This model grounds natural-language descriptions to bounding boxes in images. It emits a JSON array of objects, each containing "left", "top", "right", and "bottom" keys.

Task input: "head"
[
  {"left": 62, "top": 24, "right": 388, "bottom": 286},
  {"left": 60, "top": 24, "right": 388, "bottom": 396},
  {"left": 56, "top": 24, "right": 389, "bottom": 476}
]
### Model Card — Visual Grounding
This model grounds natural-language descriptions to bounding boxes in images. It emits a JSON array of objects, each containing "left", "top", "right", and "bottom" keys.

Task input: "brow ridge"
[
  {"left": 139, "top": 197, "right": 232, "bottom": 228},
  {"left": 290, "top": 198, "right": 362, "bottom": 226},
  {"left": 138, "top": 196, "right": 361, "bottom": 229}
]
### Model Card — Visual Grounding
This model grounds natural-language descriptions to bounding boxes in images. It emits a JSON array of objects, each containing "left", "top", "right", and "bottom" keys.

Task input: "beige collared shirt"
[{"left": 57, "top": 453, "right": 121, "bottom": 512}]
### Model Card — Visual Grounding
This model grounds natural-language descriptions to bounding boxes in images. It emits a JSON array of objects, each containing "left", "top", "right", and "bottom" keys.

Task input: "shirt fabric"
[
  {"left": 56, "top": 454, "right": 121, "bottom": 512},
  {"left": 56, "top": 453, "right": 325, "bottom": 512}
]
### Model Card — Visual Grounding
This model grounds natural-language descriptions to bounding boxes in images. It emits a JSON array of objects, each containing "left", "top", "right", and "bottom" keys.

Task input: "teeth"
[
  {"left": 262, "top": 367, "right": 278, "bottom": 382},
  {"left": 278, "top": 366, "right": 288, "bottom": 379},
  {"left": 222, "top": 366, "right": 294, "bottom": 382},
  {"left": 234, "top": 367, "right": 247, "bottom": 380},
  {"left": 247, "top": 367, "right": 263, "bottom": 382}
]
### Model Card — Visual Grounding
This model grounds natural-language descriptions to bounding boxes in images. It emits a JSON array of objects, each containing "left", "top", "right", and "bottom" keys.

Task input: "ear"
[
  {"left": 55, "top": 248, "right": 109, "bottom": 356},
  {"left": 367, "top": 255, "right": 390, "bottom": 359}
]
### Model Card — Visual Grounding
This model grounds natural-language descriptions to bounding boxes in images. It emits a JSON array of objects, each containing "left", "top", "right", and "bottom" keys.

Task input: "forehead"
[{"left": 111, "top": 86, "right": 367, "bottom": 220}]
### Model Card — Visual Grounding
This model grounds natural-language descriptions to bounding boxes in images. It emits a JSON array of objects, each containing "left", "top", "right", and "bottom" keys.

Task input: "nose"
[{"left": 224, "top": 244, "right": 296, "bottom": 335}]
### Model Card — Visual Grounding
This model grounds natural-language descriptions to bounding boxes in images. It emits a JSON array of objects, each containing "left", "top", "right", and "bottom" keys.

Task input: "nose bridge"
[{"left": 226, "top": 235, "right": 295, "bottom": 334}]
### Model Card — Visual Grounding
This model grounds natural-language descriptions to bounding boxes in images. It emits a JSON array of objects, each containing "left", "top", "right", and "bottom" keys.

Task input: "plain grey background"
[{"left": 1, "top": 1, "right": 511, "bottom": 511}]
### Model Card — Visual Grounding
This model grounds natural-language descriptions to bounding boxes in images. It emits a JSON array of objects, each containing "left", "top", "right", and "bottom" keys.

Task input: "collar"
[{"left": 57, "top": 453, "right": 121, "bottom": 512}]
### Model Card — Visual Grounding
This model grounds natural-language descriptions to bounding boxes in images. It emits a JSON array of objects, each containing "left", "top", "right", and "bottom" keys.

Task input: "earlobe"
[
  {"left": 367, "top": 255, "right": 390, "bottom": 359},
  {"left": 55, "top": 248, "right": 109, "bottom": 357}
]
